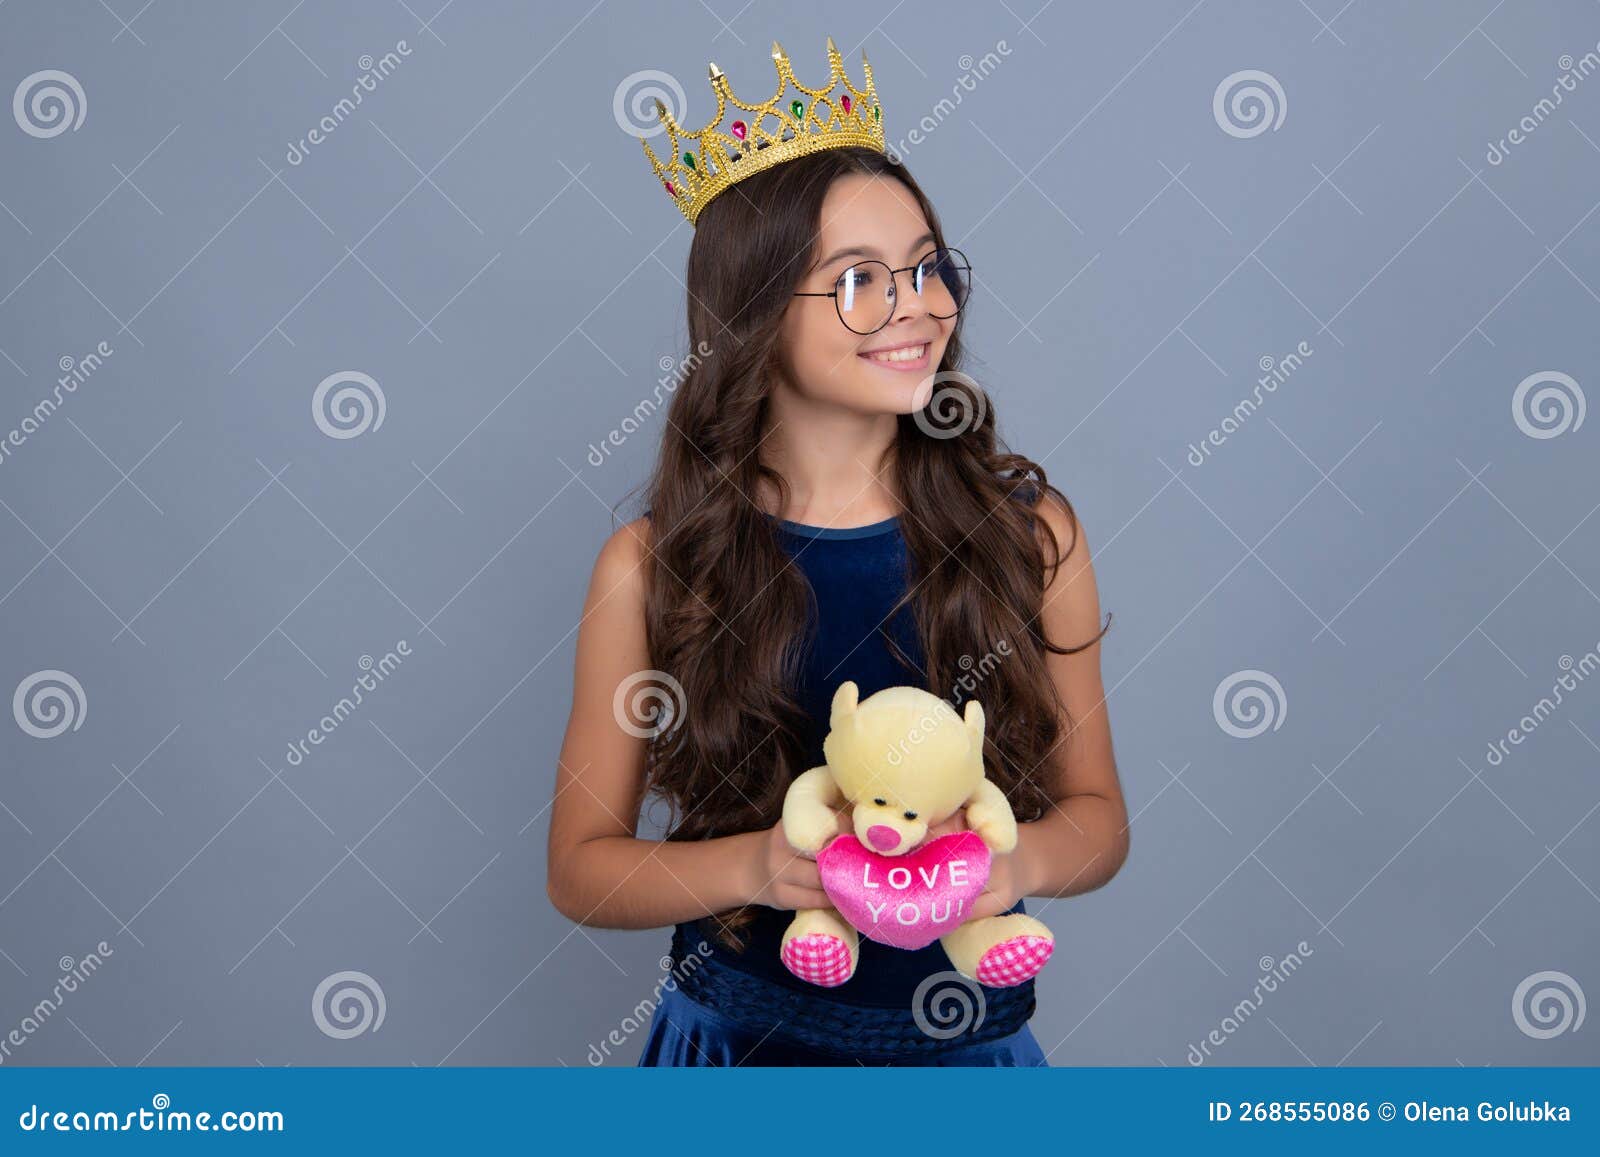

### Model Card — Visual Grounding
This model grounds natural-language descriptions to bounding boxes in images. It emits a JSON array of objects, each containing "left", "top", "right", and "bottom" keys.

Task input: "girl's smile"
[{"left": 858, "top": 338, "right": 933, "bottom": 372}]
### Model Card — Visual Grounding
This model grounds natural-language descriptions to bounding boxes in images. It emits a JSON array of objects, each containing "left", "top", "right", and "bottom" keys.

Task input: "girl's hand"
[
  {"left": 740, "top": 814, "right": 847, "bottom": 912},
  {"left": 969, "top": 850, "right": 1028, "bottom": 919}
]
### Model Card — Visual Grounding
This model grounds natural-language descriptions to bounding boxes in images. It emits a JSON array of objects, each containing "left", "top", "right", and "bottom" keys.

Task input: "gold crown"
[{"left": 642, "top": 37, "right": 886, "bottom": 225}]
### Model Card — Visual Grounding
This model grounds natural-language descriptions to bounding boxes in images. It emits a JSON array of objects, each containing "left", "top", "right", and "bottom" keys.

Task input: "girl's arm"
[
  {"left": 545, "top": 519, "right": 831, "bottom": 930},
  {"left": 998, "top": 496, "right": 1132, "bottom": 907}
]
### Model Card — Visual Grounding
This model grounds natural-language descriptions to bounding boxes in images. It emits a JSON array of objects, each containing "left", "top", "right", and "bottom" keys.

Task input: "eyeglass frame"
[{"left": 791, "top": 247, "right": 972, "bottom": 336}]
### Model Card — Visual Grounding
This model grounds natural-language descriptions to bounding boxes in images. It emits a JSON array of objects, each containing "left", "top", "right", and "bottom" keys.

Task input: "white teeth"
[{"left": 865, "top": 344, "right": 926, "bottom": 364}]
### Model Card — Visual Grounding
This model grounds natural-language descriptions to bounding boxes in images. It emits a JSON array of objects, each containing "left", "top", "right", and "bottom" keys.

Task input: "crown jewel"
[{"left": 641, "top": 37, "right": 886, "bottom": 225}]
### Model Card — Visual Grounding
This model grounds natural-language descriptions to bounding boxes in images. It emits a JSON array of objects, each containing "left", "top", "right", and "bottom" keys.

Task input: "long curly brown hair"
[{"left": 635, "top": 146, "right": 1109, "bottom": 949}]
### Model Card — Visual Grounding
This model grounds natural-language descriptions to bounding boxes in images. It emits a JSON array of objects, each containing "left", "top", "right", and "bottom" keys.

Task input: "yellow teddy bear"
[{"left": 779, "top": 681, "right": 1054, "bottom": 988}]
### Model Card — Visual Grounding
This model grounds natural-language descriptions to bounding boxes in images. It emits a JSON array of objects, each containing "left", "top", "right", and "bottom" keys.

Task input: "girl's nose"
[{"left": 866, "top": 824, "right": 900, "bottom": 851}]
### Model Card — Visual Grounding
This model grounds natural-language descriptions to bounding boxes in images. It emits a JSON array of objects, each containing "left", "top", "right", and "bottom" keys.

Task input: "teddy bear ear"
[
  {"left": 830, "top": 681, "right": 860, "bottom": 728},
  {"left": 963, "top": 698, "right": 986, "bottom": 743}
]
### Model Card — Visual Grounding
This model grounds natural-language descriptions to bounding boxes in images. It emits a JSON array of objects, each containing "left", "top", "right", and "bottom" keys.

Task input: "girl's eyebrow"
[{"left": 813, "top": 231, "right": 938, "bottom": 272}]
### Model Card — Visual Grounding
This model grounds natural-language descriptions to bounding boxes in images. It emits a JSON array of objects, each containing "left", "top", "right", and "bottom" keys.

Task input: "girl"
[{"left": 547, "top": 59, "right": 1128, "bottom": 1065}]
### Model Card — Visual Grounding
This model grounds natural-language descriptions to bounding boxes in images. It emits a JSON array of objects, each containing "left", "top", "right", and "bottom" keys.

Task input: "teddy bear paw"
[
  {"left": 975, "top": 934, "right": 1053, "bottom": 988},
  {"left": 780, "top": 932, "right": 855, "bottom": 987}
]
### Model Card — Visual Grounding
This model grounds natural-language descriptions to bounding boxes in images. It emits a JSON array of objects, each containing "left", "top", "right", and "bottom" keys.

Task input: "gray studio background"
[{"left": 1, "top": 1, "right": 1596, "bottom": 1067}]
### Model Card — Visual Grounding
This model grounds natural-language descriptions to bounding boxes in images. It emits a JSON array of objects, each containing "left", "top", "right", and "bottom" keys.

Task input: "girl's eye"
[
  {"left": 838, "top": 267, "right": 876, "bottom": 292},
  {"left": 873, "top": 798, "right": 887, "bottom": 806}
]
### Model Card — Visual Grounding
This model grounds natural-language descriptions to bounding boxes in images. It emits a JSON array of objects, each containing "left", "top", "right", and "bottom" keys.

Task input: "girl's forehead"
[{"left": 815, "top": 174, "right": 934, "bottom": 255}]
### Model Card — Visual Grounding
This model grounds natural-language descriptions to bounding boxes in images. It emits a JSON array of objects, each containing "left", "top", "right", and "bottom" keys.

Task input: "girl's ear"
[
  {"left": 830, "top": 681, "right": 859, "bottom": 729},
  {"left": 963, "top": 699, "right": 986, "bottom": 747}
]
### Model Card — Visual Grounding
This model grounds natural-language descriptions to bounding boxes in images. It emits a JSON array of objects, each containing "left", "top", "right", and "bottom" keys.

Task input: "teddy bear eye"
[
  {"left": 903, "top": 810, "right": 918, "bottom": 821},
  {"left": 873, "top": 798, "right": 887, "bottom": 807}
]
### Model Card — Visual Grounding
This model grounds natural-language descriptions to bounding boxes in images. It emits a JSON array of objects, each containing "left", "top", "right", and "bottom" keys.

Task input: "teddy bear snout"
[{"left": 866, "top": 824, "right": 902, "bottom": 852}]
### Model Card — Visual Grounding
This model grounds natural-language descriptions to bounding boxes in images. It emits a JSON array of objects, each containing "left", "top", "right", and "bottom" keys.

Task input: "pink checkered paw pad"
[
  {"left": 781, "top": 932, "right": 854, "bottom": 987},
  {"left": 975, "top": 934, "right": 1053, "bottom": 987}
]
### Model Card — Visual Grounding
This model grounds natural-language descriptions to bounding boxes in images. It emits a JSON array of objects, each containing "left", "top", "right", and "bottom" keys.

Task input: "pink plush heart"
[{"left": 817, "top": 830, "right": 991, "bottom": 950}]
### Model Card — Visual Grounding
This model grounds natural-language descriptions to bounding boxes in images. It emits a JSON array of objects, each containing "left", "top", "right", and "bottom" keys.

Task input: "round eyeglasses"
[{"left": 793, "top": 247, "right": 972, "bottom": 335}]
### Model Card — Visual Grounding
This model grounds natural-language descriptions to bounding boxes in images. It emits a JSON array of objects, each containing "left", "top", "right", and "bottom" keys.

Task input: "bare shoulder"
[
  {"left": 1028, "top": 487, "right": 1090, "bottom": 572},
  {"left": 585, "top": 516, "right": 653, "bottom": 612}
]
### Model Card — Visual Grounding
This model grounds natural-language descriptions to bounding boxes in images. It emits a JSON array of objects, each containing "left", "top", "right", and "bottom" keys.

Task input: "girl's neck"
[{"left": 760, "top": 379, "right": 901, "bottom": 527}]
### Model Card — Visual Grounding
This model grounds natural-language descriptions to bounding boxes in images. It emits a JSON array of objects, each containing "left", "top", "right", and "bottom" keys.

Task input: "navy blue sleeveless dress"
[{"left": 636, "top": 513, "right": 1047, "bottom": 1066}]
